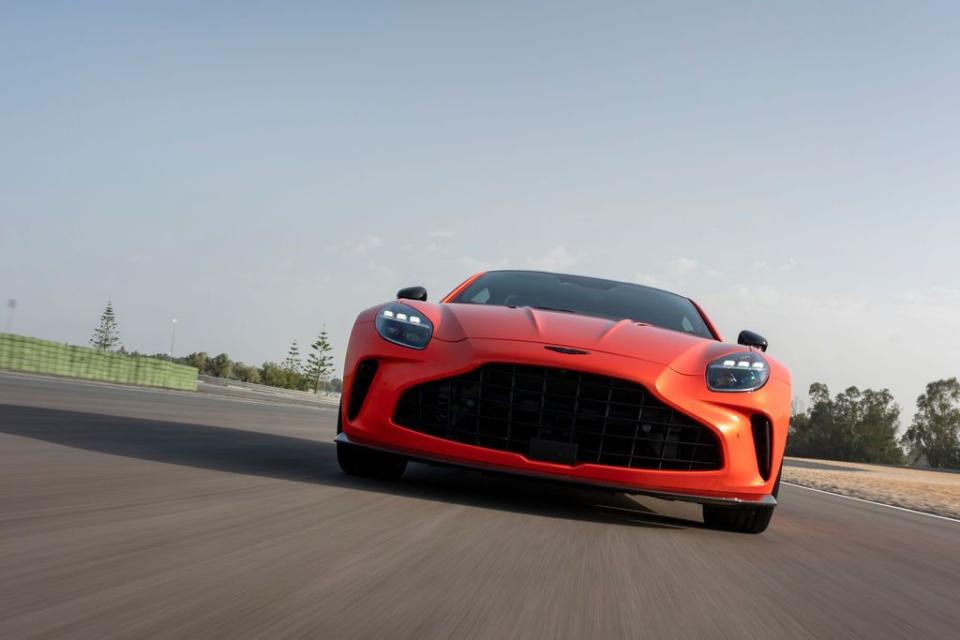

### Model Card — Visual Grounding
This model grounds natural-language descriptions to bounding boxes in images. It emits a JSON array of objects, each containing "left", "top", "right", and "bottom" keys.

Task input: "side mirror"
[
  {"left": 737, "top": 330, "right": 768, "bottom": 352},
  {"left": 397, "top": 286, "right": 428, "bottom": 302}
]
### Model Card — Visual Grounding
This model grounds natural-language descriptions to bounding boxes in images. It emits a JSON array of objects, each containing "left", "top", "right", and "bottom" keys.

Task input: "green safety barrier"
[{"left": 0, "top": 333, "right": 198, "bottom": 391}]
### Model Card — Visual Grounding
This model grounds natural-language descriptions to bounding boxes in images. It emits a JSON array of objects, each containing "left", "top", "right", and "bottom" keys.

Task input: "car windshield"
[{"left": 450, "top": 271, "right": 714, "bottom": 339}]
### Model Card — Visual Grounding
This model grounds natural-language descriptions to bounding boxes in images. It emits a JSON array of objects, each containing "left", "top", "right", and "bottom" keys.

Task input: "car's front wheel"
[{"left": 336, "top": 402, "right": 407, "bottom": 480}]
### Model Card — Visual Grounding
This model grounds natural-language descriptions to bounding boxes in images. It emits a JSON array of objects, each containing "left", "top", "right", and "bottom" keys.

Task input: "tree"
[
  {"left": 788, "top": 383, "right": 903, "bottom": 463},
  {"left": 90, "top": 302, "right": 121, "bottom": 351},
  {"left": 283, "top": 340, "right": 301, "bottom": 375},
  {"left": 856, "top": 389, "right": 904, "bottom": 464},
  {"left": 901, "top": 378, "right": 960, "bottom": 469},
  {"left": 259, "top": 361, "right": 287, "bottom": 387},
  {"left": 208, "top": 353, "right": 233, "bottom": 379},
  {"left": 832, "top": 386, "right": 869, "bottom": 461},
  {"left": 305, "top": 331, "right": 334, "bottom": 393},
  {"left": 232, "top": 362, "right": 261, "bottom": 384},
  {"left": 181, "top": 352, "right": 210, "bottom": 373},
  {"left": 789, "top": 383, "right": 835, "bottom": 459},
  {"left": 276, "top": 340, "right": 307, "bottom": 389}
]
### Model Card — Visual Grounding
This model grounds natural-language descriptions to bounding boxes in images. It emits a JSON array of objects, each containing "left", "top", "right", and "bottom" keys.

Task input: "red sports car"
[{"left": 336, "top": 270, "right": 791, "bottom": 533}]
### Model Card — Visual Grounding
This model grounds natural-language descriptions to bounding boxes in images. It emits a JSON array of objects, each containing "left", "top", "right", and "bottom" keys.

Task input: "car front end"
[{"left": 337, "top": 297, "right": 791, "bottom": 509}]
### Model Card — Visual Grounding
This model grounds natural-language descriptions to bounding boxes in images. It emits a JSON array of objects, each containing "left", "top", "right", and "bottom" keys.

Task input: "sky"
[{"left": 2, "top": 1, "right": 959, "bottom": 424}]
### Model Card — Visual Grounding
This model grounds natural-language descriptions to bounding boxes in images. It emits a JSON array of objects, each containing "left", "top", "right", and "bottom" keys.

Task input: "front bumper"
[
  {"left": 336, "top": 432, "right": 777, "bottom": 507},
  {"left": 341, "top": 325, "right": 790, "bottom": 505}
]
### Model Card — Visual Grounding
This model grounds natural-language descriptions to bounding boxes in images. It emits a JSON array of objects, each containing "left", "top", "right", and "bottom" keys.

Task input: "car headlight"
[
  {"left": 375, "top": 303, "right": 433, "bottom": 350},
  {"left": 706, "top": 351, "right": 769, "bottom": 392}
]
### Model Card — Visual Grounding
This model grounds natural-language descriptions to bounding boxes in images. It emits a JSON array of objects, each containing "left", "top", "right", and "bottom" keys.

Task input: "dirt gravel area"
[{"left": 783, "top": 457, "right": 960, "bottom": 519}]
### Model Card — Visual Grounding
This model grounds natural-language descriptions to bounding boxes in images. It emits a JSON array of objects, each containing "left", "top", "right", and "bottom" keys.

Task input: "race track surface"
[{"left": 1, "top": 373, "right": 957, "bottom": 639}]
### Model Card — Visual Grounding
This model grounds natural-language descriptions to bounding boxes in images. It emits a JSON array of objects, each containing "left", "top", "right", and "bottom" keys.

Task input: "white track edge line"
[{"left": 782, "top": 481, "right": 960, "bottom": 524}]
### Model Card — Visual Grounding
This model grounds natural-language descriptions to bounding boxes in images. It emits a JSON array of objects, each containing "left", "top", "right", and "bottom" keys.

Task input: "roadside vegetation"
[
  {"left": 789, "top": 379, "right": 960, "bottom": 470},
  {"left": 88, "top": 303, "right": 341, "bottom": 394},
  {"left": 173, "top": 343, "right": 341, "bottom": 394}
]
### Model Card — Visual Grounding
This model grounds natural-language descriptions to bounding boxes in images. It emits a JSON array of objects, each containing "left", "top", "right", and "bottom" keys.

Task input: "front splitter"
[{"left": 335, "top": 432, "right": 776, "bottom": 508}]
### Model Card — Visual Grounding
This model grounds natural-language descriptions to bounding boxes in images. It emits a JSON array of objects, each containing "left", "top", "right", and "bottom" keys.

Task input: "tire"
[
  {"left": 702, "top": 462, "right": 782, "bottom": 534},
  {"left": 336, "top": 402, "right": 407, "bottom": 480}
]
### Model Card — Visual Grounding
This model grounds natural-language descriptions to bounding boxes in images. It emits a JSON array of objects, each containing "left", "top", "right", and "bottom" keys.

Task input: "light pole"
[
  {"left": 5, "top": 299, "right": 16, "bottom": 334},
  {"left": 169, "top": 318, "right": 178, "bottom": 357}
]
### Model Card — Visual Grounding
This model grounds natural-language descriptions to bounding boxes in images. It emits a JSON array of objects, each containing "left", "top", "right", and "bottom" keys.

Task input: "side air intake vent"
[
  {"left": 751, "top": 415, "right": 773, "bottom": 481},
  {"left": 347, "top": 360, "right": 379, "bottom": 421}
]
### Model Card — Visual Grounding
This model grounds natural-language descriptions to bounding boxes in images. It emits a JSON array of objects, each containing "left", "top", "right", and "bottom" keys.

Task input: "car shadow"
[{"left": 0, "top": 403, "right": 700, "bottom": 530}]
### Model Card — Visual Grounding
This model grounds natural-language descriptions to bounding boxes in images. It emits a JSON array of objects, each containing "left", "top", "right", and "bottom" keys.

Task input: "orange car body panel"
[{"left": 341, "top": 279, "right": 791, "bottom": 504}]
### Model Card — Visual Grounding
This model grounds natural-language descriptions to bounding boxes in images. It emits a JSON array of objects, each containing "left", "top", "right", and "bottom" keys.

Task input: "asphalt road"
[{"left": 1, "top": 373, "right": 958, "bottom": 639}]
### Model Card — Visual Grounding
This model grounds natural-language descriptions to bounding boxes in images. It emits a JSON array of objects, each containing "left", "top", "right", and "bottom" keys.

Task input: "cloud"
[
  {"left": 526, "top": 245, "right": 581, "bottom": 272},
  {"left": 749, "top": 257, "right": 796, "bottom": 272},
  {"left": 668, "top": 257, "right": 698, "bottom": 276},
  {"left": 633, "top": 259, "right": 709, "bottom": 289},
  {"left": 932, "top": 286, "right": 960, "bottom": 300},
  {"left": 906, "top": 286, "right": 960, "bottom": 304},
  {"left": 457, "top": 256, "right": 514, "bottom": 273},
  {"left": 430, "top": 230, "right": 456, "bottom": 239},
  {"left": 458, "top": 256, "right": 489, "bottom": 272},
  {"left": 352, "top": 235, "right": 384, "bottom": 256},
  {"left": 778, "top": 257, "right": 797, "bottom": 271},
  {"left": 730, "top": 284, "right": 784, "bottom": 307},
  {"left": 633, "top": 273, "right": 661, "bottom": 287},
  {"left": 425, "top": 242, "right": 448, "bottom": 255}
]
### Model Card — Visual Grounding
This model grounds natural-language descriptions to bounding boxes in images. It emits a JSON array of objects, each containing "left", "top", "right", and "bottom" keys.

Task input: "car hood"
[{"left": 429, "top": 302, "right": 721, "bottom": 368}]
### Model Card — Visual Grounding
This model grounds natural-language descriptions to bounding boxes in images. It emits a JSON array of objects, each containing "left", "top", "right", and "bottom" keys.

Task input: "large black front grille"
[{"left": 393, "top": 364, "right": 722, "bottom": 471}]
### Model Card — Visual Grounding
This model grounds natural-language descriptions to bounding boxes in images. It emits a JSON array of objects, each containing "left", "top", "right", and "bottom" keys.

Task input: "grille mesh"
[{"left": 394, "top": 363, "right": 722, "bottom": 471}]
